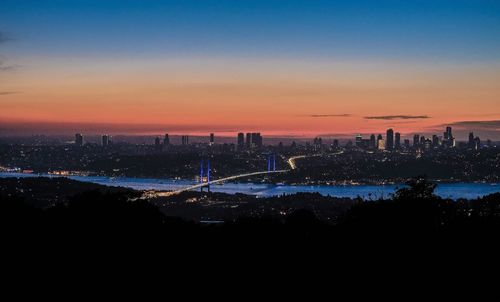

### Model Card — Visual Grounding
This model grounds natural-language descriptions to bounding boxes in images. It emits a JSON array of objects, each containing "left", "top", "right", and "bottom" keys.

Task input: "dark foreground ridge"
[
  {"left": 3, "top": 176, "right": 500, "bottom": 284},
  {"left": 2, "top": 176, "right": 500, "bottom": 250}
]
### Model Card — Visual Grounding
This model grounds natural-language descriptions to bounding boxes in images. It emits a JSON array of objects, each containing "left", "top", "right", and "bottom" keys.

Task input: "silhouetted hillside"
[
  {"left": 0, "top": 177, "right": 137, "bottom": 208},
  {"left": 2, "top": 177, "right": 499, "bottom": 251}
]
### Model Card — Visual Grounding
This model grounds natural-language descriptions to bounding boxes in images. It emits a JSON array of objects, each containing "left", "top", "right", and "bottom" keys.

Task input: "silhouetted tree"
[{"left": 394, "top": 176, "right": 437, "bottom": 200}]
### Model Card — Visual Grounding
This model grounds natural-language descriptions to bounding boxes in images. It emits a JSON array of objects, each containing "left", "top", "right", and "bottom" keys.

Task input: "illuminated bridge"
[
  {"left": 141, "top": 151, "right": 342, "bottom": 199},
  {"left": 143, "top": 169, "right": 288, "bottom": 198}
]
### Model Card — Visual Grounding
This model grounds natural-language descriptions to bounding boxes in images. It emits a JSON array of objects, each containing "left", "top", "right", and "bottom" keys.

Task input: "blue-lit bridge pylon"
[
  {"left": 144, "top": 155, "right": 287, "bottom": 198},
  {"left": 199, "top": 158, "right": 211, "bottom": 192}
]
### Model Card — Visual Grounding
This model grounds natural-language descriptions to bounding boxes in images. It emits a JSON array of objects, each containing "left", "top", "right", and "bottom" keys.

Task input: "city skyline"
[
  {"left": 1, "top": 1, "right": 499, "bottom": 138},
  {"left": 68, "top": 126, "right": 490, "bottom": 148}
]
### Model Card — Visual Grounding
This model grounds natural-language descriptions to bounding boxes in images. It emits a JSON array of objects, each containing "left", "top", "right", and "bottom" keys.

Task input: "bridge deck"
[{"left": 144, "top": 169, "right": 289, "bottom": 198}]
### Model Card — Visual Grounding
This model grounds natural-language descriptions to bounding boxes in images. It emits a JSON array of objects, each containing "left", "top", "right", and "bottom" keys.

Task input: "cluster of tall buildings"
[
  {"left": 101, "top": 135, "right": 110, "bottom": 147},
  {"left": 353, "top": 126, "right": 483, "bottom": 152},
  {"left": 73, "top": 126, "right": 487, "bottom": 151},
  {"left": 356, "top": 131, "right": 397, "bottom": 151},
  {"left": 237, "top": 132, "right": 263, "bottom": 149},
  {"left": 468, "top": 132, "right": 481, "bottom": 150},
  {"left": 74, "top": 133, "right": 111, "bottom": 147},
  {"left": 181, "top": 135, "right": 189, "bottom": 146}
]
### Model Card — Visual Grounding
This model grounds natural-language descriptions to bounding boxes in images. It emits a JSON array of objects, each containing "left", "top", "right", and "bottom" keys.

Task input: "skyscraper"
[
  {"left": 413, "top": 134, "right": 420, "bottom": 147},
  {"left": 75, "top": 133, "right": 83, "bottom": 146},
  {"left": 332, "top": 139, "right": 339, "bottom": 149},
  {"left": 395, "top": 132, "right": 401, "bottom": 149},
  {"left": 370, "top": 134, "right": 376, "bottom": 149},
  {"left": 163, "top": 134, "right": 170, "bottom": 145},
  {"left": 432, "top": 135, "right": 439, "bottom": 148},
  {"left": 474, "top": 136, "right": 481, "bottom": 150},
  {"left": 102, "top": 134, "right": 109, "bottom": 147},
  {"left": 404, "top": 139, "right": 410, "bottom": 149},
  {"left": 443, "top": 126, "right": 455, "bottom": 148},
  {"left": 386, "top": 129, "right": 394, "bottom": 150},
  {"left": 155, "top": 136, "right": 161, "bottom": 151},
  {"left": 355, "top": 134, "right": 363, "bottom": 147},
  {"left": 424, "top": 139, "right": 432, "bottom": 151},
  {"left": 181, "top": 135, "right": 189, "bottom": 145},
  {"left": 378, "top": 138, "right": 385, "bottom": 150},
  {"left": 377, "top": 134, "right": 384, "bottom": 150},
  {"left": 245, "top": 133, "right": 251, "bottom": 148},
  {"left": 446, "top": 127, "right": 453, "bottom": 140},
  {"left": 237, "top": 133, "right": 245, "bottom": 149},
  {"left": 468, "top": 132, "right": 475, "bottom": 148},
  {"left": 209, "top": 133, "right": 215, "bottom": 146},
  {"left": 249, "top": 133, "right": 263, "bottom": 148}
]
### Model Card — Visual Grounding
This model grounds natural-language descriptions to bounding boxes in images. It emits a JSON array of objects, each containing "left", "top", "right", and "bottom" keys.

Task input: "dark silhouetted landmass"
[{"left": 2, "top": 176, "right": 499, "bottom": 247}]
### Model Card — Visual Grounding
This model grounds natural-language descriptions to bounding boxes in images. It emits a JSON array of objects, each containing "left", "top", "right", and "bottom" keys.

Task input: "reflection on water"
[{"left": 1, "top": 172, "right": 499, "bottom": 200}]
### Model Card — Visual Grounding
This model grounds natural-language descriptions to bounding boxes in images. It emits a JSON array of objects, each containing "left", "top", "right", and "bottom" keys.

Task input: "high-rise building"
[
  {"left": 209, "top": 133, "right": 215, "bottom": 146},
  {"left": 181, "top": 135, "right": 189, "bottom": 145},
  {"left": 377, "top": 134, "right": 384, "bottom": 150},
  {"left": 249, "top": 133, "right": 262, "bottom": 148},
  {"left": 370, "top": 134, "right": 376, "bottom": 149},
  {"left": 468, "top": 132, "right": 475, "bottom": 148},
  {"left": 355, "top": 134, "right": 363, "bottom": 147},
  {"left": 332, "top": 139, "right": 339, "bottom": 149},
  {"left": 424, "top": 139, "right": 432, "bottom": 151},
  {"left": 237, "top": 133, "right": 245, "bottom": 149},
  {"left": 404, "top": 139, "right": 410, "bottom": 149},
  {"left": 395, "top": 132, "right": 401, "bottom": 149},
  {"left": 75, "top": 133, "right": 83, "bottom": 146},
  {"left": 163, "top": 134, "right": 170, "bottom": 145},
  {"left": 245, "top": 133, "right": 251, "bottom": 148},
  {"left": 474, "top": 136, "right": 481, "bottom": 150},
  {"left": 443, "top": 126, "right": 455, "bottom": 148},
  {"left": 432, "top": 135, "right": 440, "bottom": 148},
  {"left": 420, "top": 136, "right": 426, "bottom": 146},
  {"left": 102, "top": 134, "right": 109, "bottom": 147},
  {"left": 377, "top": 138, "right": 385, "bottom": 150},
  {"left": 386, "top": 129, "right": 394, "bottom": 150},
  {"left": 154, "top": 136, "right": 161, "bottom": 151},
  {"left": 413, "top": 134, "right": 420, "bottom": 147},
  {"left": 445, "top": 127, "right": 452, "bottom": 139}
]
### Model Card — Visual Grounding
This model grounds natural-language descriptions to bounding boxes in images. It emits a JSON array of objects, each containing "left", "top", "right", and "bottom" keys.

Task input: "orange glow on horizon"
[{"left": 1, "top": 57, "right": 499, "bottom": 136}]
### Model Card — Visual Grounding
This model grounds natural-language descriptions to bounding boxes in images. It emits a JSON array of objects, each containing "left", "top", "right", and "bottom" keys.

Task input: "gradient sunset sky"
[{"left": 1, "top": 0, "right": 499, "bottom": 138}]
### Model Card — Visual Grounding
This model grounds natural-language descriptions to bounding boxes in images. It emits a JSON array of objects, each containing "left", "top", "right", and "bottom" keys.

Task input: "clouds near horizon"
[
  {"left": 364, "top": 115, "right": 430, "bottom": 120},
  {"left": 0, "top": 91, "right": 18, "bottom": 96},
  {"left": 443, "top": 120, "right": 500, "bottom": 130},
  {"left": 303, "top": 114, "right": 352, "bottom": 118}
]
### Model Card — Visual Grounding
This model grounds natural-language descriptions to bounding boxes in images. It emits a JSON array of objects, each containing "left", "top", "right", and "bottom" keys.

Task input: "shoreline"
[{"left": 0, "top": 171, "right": 498, "bottom": 187}]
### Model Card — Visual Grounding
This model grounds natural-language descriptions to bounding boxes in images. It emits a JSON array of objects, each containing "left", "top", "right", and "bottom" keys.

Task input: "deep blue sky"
[{"left": 1, "top": 0, "right": 500, "bottom": 61}]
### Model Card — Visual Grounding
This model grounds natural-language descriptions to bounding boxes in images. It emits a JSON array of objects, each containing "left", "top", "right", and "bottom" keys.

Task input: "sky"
[{"left": 1, "top": 0, "right": 499, "bottom": 139}]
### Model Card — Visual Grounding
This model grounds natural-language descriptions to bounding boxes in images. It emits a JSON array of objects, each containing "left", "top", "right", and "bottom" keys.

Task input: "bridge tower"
[
  {"left": 267, "top": 153, "right": 277, "bottom": 172},
  {"left": 200, "top": 159, "right": 204, "bottom": 192},
  {"left": 199, "top": 158, "right": 212, "bottom": 192},
  {"left": 273, "top": 153, "right": 276, "bottom": 171},
  {"left": 207, "top": 158, "right": 211, "bottom": 192}
]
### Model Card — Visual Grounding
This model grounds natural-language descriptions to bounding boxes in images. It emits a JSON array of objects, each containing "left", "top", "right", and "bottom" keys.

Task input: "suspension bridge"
[{"left": 142, "top": 153, "right": 288, "bottom": 198}]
